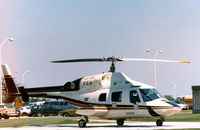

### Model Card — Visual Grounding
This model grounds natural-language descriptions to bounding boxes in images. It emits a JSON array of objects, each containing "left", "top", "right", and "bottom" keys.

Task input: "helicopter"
[{"left": 2, "top": 56, "right": 190, "bottom": 127}]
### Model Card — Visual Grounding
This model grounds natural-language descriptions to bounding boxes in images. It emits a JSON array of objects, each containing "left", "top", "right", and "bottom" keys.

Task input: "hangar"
[{"left": 192, "top": 86, "right": 200, "bottom": 113}]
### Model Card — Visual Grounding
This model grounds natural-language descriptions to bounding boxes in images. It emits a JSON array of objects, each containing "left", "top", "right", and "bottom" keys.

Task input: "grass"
[
  {"left": 0, "top": 117, "right": 78, "bottom": 127},
  {"left": 0, "top": 110, "right": 200, "bottom": 127},
  {"left": 127, "top": 110, "right": 200, "bottom": 122},
  {"left": 166, "top": 110, "right": 200, "bottom": 122}
]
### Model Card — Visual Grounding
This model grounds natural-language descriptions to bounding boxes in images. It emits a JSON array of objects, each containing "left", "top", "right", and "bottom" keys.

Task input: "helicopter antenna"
[{"left": 51, "top": 56, "right": 190, "bottom": 73}]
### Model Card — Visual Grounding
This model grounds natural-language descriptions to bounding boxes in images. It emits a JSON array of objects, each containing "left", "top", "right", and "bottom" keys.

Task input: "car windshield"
[
  {"left": 140, "top": 88, "right": 163, "bottom": 102},
  {"left": 6, "top": 105, "right": 14, "bottom": 108}
]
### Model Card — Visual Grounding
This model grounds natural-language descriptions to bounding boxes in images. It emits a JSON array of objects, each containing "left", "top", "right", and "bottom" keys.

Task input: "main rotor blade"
[
  {"left": 51, "top": 58, "right": 105, "bottom": 63},
  {"left": 120, "top": 58, "right": 191, "bottom": 63}
]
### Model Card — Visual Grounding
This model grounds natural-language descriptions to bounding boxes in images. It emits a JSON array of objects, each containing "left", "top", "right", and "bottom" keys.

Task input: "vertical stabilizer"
[{"left": 2, "top": 64, "right": 20, "bottom": 103}]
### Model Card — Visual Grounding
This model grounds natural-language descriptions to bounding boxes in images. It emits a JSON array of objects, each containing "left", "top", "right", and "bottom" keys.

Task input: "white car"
[
  {"left": 0, "top": 104, "right": 19, "bottom": 119},
  {"left": 175, "top": 100, "right": 189, "bottom": 110},
  {"left": 19, "top": 106, "right": 31, "bottom": 116}
]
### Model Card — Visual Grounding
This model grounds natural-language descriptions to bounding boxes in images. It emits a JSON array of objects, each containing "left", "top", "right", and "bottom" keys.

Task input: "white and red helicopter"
[{"left": 2, "top": 56, "right": 190, "bottom": 127}]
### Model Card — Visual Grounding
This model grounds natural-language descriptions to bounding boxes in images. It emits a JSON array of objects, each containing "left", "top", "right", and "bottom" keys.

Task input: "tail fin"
[{"left": 2, "top": 64, "right": 21, "bottom": 103}]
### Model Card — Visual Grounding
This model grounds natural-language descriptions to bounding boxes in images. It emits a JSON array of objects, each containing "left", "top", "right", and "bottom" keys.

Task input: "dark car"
[
  {"left": 30, "top": 101, "right": 76, "bottom": 117},
  {"left": 59, "top": 108, "right": 80, "bottom": 117}
]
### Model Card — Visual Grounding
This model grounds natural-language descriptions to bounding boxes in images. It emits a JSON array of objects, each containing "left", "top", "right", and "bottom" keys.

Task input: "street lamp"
[
  {"left": 173, "top": 82, "right": 178, "bottom": 100},
  {"left": 21, "top": 71, "right": 30, "bottom": 86},
  {"left": 0, "top": 37, "right": 14, "bottom": 104},
  {"left": 146, "top": 49, "right": 162, "bottom": 88}
]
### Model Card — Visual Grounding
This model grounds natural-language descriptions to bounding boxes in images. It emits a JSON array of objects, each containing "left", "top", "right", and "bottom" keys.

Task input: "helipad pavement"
[{"left": 1, "top": 122, "right": 200, "bottom": 130}]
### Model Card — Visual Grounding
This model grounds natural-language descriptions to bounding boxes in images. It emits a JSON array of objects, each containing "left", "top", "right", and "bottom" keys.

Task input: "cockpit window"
[
  {"left": 152, "top": 89, "right": 164, "bottom": 98},
  {"left": 140, "top": 89, "right": 162, "bottom": 102}
]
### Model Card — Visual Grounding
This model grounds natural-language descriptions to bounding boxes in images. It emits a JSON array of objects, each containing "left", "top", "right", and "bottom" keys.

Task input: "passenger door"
[{"left": 129, "top": 90, "right": 140, "bottom": 109}]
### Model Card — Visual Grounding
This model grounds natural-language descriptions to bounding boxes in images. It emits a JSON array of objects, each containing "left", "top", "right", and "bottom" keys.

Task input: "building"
[{"left": 192, "top": 86, "right": 200, "bottom": 114}]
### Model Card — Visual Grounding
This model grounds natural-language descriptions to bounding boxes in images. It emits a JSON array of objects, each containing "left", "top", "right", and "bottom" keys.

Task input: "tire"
[
  {"left": 156, "top": 119, "right": 163, "bottom": 126},
  {"left": 4, "top": 116, "right": 9, "bottom": 119},
  {"left": 78, "top": 119, "right": 86, "bottom": 127},
  {"left": 0, "top": 114, "right": 2, "bottom": 119},
  {"left": 22, "top": 113, "right": 28, "bottom": 116},
  {"left": 37, "top": 113, "right": 43, "bottom": 117},
  {"left": 116, "top": 119, "right": 124, "bottom": 126},
  {"left": 63, "top": 112, "right": 70, "bottom": 117}
]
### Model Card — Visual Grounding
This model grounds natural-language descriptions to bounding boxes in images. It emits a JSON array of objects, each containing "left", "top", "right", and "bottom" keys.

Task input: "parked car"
[
  {"left": 0, "top": 104, "right": 19, "bottom": 119},
  {"left": 175, "top": 100, "right": 189, "bottom": 110},
  {"left": 175, "top": 95, "right": 192, "bottom": 109},
  {"left": 30, "top": 101, "right": 76, "bottom": 117},
  {"left": 59, "top": 108, "right": 80, "bottom": 117},
  {"left": 19, "top": 106, "right": 31, "bottom": 116}
]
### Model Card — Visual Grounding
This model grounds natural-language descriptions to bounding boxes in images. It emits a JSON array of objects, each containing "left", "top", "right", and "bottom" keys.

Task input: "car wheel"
[
  {"left": 63, "top": 112, "right": 70, "bottom": 117},
  {"left": 22, "top": 113, "right": 28, "bottom": 116},
  {"left": 4, "top": 116, "right": 9, "bottom": 119},
  {"left": 37, "top": 113, "right": 43, "bottom": 117}
]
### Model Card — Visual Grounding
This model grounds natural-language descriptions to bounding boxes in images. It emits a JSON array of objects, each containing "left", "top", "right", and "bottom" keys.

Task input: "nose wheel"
[
  {"left": 78, "top": 116, "right": 88, "bottom": 128},
  {"left": 156, "top": 117, "right": 165, "bottom": 126},
  {"left": 116, "top": 119, "right": 125, "bottom": 126}
]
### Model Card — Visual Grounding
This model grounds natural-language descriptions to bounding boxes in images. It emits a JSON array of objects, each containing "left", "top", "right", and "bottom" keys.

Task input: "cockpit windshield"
[{"left": 140, "top": 88, "right": 163, "bottom": 102}]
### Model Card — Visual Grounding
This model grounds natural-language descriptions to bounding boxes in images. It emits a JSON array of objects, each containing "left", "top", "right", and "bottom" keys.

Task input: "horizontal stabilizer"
[{"left": 18, "top": 86, "right": 29, "bottom": 102}]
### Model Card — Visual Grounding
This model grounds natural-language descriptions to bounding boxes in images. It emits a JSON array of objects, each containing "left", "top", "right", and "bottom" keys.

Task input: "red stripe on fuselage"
[
  {"left": 4, "top": 75, "right": 12, "bottom": 78},
  {"left": 79, "top": 106, "right": 178, "bottom": 110}
]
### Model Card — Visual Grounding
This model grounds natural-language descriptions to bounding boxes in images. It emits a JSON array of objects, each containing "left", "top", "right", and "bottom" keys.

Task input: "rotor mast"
[{"left": 109, "top": 60, "right": 116, "bottom": 73}]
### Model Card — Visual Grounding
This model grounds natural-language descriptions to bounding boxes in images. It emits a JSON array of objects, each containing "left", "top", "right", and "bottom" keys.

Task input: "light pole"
[
  {"left": 146, "top": 49, "right": 162, "bottom": 88},
  {"left": 21, "top": 71, "right": 30, "bottom": 86},
  {"left": 173, "top": 82, "right": 178, "bottom": 101},
  {"left": 0, "top": 37, "right": 14, "bottom": 104}
]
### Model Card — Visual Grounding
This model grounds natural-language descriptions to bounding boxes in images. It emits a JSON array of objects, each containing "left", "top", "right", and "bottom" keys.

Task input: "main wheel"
[
  {"left": 78, "top": 119, "right": 86, "bottom": 127},
  {"left": 156, "top": 119, "right": 163, "bottom": 126},
  {"left": 116, "top": 119, "right": 124, "bottom": 126}
]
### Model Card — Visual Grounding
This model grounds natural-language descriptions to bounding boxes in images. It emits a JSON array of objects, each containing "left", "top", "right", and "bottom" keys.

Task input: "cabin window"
[
  {"left": 130, "top": 90, "right": 140, "bottom": 104},
  {"left": 112, "top": 91, "right": 122, "bottom": 102},
  {"left": 64, "top": 102, "right": 68, "bottom": 105},
  {"left": 90, "top": 82, "right": 92, "bottom": 85},
  {"left": 84, "top": 97, "right": 89, "bottom": 101},
  {"left": 50, "top": 102, "right": 59, "bottom": 105},
  {"left": 99, "top": 93, "right": 107, "bottom": 102}
]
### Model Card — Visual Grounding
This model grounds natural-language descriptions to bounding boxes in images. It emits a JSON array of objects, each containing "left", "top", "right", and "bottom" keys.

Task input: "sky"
[{"left": 1, "top": 0, "right": 200, "bottom": 98}]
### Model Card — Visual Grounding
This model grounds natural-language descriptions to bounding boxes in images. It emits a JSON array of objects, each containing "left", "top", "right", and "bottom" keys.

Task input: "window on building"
[{"left": 112, "top": 91, "right": 122, "bottom": 102}]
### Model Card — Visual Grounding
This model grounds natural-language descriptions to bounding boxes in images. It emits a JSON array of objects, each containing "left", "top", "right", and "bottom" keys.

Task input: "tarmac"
[{"left": 2, "top": 122, "right": 200, "bottom": 130}]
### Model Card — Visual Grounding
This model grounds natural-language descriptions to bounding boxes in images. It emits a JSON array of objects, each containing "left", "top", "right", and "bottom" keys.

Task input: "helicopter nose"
[{"left": 158, "top": 101, "right": 182, "bottom": 116}]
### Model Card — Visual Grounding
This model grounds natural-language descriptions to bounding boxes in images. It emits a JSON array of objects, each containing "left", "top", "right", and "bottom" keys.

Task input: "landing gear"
[
  {"left": 78, "top": 116, "right": 88, "bottom": 128},
  {"left": 156, "top": 117, "right": 165, "bottom": 126},
  {"left": 116, "top": 119, "right": 125, "bottom": 126}
]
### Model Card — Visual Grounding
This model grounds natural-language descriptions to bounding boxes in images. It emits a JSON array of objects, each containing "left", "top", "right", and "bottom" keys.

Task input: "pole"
[
  {"left": 22, "top": 71, "right": 30, "bottom": 85},
  {"left": 173, "top": 82, "right": 178, "bottom": 100},
  {"left": 146, "top": 49, "right": 162, "bottom": 89}
]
